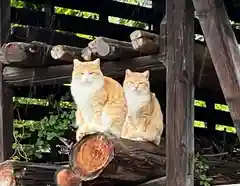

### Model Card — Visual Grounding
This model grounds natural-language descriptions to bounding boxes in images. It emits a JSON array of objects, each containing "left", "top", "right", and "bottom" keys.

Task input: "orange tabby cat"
[
  {"left": 71, "top": 58, "right": 127, "bottom": 141},
  {"left": 121, "top": 69, "right": 164, "bottom": 145}
]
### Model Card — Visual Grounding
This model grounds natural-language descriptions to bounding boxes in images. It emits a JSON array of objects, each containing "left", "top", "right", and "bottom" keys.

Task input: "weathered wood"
[
  {"left": 3, "top": 55, "right": 165, "bottom": 86},
  {"left": 55, "top": 166, "right": 82, "bottom": 186},
  {"left": 130, "top": 30, "right": 160, "bottom": 55},
  {"left": 0, "top": 0, "right": 13, "bottom": 162},
  {"left": 17, "top": 0, "right": 165, "bottom": 24},
  {"left": 159, "top": 15, "right": 167, "bottom": 57},
  {"left": 0, "top": 41, "right": 68, "bottom": 67},
  {"left": 0, "top": 160, "right": 61, "bottom": 186},
  {"left": 10, "top": 26, "right": 90, "bottom": 47},
  {"left": 51, "top": 45, "right": 83, "bottom": 62},
  {"left": 166, "top": 0, "right": 195, "bottom": 186},
  {"left": 192, "top": 0, "right": 240, "bottom": 140},
  {"left": 0, "top": 41, "right": 86, "bottom": 67},
  {"left": 81, "top": 37, "right": 140, "bottom": 61},
  {"left": 69, "top": 133, "right": 166, "bottom": 183},
  {"left": 137, "top": 177, "right": 166, "bottom": 186},
  {"left": 11, "top": 7, "right": 138, "bottom": 42},
  {"left": 12, "top": 100, "right": 233, "bottom": 130}
]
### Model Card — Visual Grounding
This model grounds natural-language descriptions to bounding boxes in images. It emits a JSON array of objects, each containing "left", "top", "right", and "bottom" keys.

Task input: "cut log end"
[
  {"left": 51, "top": 45, "right": 66, "bottom": 60},
  {"left": 70, "top": 133, "right": 114, "bottom": 181},
  {"left": 0, "top": 161, "right": 16, "bottom": 186},
  {"left": 55, "top": 167, "right": 82, "bottom": 186}
]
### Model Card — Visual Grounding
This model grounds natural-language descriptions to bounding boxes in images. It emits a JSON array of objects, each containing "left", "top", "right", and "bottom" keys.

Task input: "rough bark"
[
  {"left": 69, "top": 133, "right": 166, "bottom": 183},
  {"left": 81, "top": 36, "right": 140, "bottom": 61},
  {"left": 3, "top": 55, "right": 165, "bottom": 86},
  {"left": 0, "top": 160, "right": 61, "bottom": 186},
  {"left": 51, "top": 45, "right": 83, "bottom": 62},
  {"left": 0, "top": 41, "right": 71, "bottom": 67}
]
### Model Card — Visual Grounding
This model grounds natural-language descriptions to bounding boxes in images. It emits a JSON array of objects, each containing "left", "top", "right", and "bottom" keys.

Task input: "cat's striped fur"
[
  {"left": 71, "top": 58, "right": 127, "bottom": 141},
  {"left": 121, "top": 69, "right": 164, "bottom": 145}
]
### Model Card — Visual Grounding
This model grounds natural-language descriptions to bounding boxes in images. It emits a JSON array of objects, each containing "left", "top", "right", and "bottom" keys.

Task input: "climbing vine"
[{"left": 195, "top": 153, "right": 213, "bottom": 186}]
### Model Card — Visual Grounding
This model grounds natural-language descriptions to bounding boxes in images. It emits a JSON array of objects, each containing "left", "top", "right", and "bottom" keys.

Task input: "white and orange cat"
[
  {"left": 121, "top": 69, "right": 164, "bottom": 146},
  {"left": 70, "top": 58, "right": 127, "bottom": 141}
]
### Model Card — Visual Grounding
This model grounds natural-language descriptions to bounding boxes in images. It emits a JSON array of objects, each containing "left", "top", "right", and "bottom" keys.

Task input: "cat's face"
[
  {"left": 123, "top": 69, "right": 150, "bottom": 94},
  {"left": 72, "top": 58, "right": 104, "bottom": 85}
]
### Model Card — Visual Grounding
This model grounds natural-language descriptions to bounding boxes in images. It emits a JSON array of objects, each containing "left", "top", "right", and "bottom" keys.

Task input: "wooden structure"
[{"left": 0, "top": 0, "right": 240, "bottom": 185}]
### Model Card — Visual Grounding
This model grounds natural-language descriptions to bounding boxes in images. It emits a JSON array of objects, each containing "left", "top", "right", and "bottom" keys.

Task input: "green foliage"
[
  {"left": 195, "top": 153, "right": 213, "bottom": 186},
  {"left": 12, "top": 96, "right": 76, "bottom": 161}
]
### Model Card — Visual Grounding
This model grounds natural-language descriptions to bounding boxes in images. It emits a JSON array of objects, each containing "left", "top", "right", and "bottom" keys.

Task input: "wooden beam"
[
  {"left": 12, "top": 102, "right": 233, "bottom": 128},
  {"left": 166, "top": 0, "right": 195, "bottom": 186},
  {"left": 0, "top": 0, "right": 13, "bottom": 162},
  {"left": 12, "top": 83, "right": 226, "bottom": 104},
  {"left": 14, "top": 0, "right": 165, "bottom": 24},
  {"left": 192, "top": 0, "right": 240, "bottom": 140},
  {"left": 3, "top": 55, "right": 165, "bottom": 86},
  {"left": 11, "top": 7, "right": 138, "bottom": 42},
  {"left": 10, "top": 26, "right": 90, "bottom": 47}
]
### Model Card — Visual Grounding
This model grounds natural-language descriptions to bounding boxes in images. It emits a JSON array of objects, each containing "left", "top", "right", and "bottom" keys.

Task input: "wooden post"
[
  {"left": 166, "top": 0, "right": 195, "bottom": 185},
  {"left": 0, "top": 0, "right": 13, "bottom": 161},
  {"left": 191, "top": 0, "right": 240, "bottom": 140}
]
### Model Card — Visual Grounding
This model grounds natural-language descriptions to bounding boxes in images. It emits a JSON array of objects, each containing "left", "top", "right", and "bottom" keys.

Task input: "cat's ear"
[
  {"left": 125, "top": 69, "right": 132, "bottom": 77},
  {"left": 92, "top": 58, "right": 100, "bottom": 66},
  {"left": 142, "top": 70, "right": 150, "bottom": 79},
  {"left": 73, "top": 59, "right": 82, "bottom": 67}
]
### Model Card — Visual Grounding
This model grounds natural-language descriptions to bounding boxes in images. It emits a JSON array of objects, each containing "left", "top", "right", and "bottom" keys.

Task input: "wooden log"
[
  {"left": 0, "top": 160, "right": 61, "bottom": 186},
  {"left": 81, "top": 36, "right": 140, "bottom": 61},
  {"left": 166, "top": 0, "right": 195, "bottom": 186},
  {"left": 69, "top": 133, "right": 166, "bottom": 183},
  {"left": 10, "top": 26, "right": 90, "bottom": 47},
  {"left": 55, "top": 166, "right": 82, "bottom": 186},
  {"left": 192, "top": 0, "right": 240, "bottom": 140},
  {"left": 130, "top": 14, "right": 167, "bottom": 55},
  {"left": 51, "top": 45, "right": 83, "bottom": 62},
  {"left": 0, "top": 0, "right": 13, "bottom": 162},
  {"left": 0, "top": 41, "right": 72, "bottom": 67},
  {"left": 130, "top": 30, "right": 160, "bottom": 55},
  {"left": 3, "top": 55, "right": 165, "bottom": 86}
]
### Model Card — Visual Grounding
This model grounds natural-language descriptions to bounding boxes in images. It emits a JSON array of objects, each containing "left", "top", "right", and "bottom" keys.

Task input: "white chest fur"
[
  {"left": 71, "top": 79, "right": 104, "bottom": 124},
  {"left": 125, "top": 91, "right": 150, "bottom": 120}
]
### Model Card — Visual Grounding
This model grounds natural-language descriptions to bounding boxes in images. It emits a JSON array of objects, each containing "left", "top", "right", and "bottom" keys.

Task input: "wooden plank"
[
  {"left": 10, "top": 26, "right": 90, "bottom": 47},
  {"left": 192, "top": 0, "right": 240, "bottom": 140},
  {"left": 205, "top": 98, "right": 216, "bottom": 131},
  {"left": 0, "top": 0, "right": 13, "bottom": 162},
  {"left": 12, "top": 83, "right": 226, "bottom": 104},
  {"left": 10, "top": 8, "right": 240, "bottom": 44},
  {"left": 166, "top": 0, "right": 194, "bottom": 185},
  {"left": 10, "top": 7, "right": 138, "bottom": 42},
  {"left": 14, "top": 0, "right": 165, "bottom": 24},
  {"left": 13, "top": 100, "right": 232, "bottom": 129},
  {"left": 3, "top": 55, "right": 165, "bottom": 86}
]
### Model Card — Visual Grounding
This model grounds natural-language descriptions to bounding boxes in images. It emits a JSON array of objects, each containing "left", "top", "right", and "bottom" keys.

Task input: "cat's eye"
[{"left": 89, "top": 72, "right": 96, "bottom": 75}]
